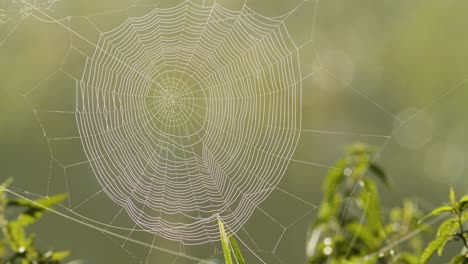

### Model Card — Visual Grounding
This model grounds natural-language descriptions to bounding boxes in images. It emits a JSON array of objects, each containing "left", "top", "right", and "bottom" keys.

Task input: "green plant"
[
  {"left": 217, "top": 215, "right": 245, "bottom": 264},
  {"left": 306, "top": 143, "right": 427, "bottom": 264},
  {"left": 419, "top": 188, "right": 468, "bottom": 264},
  {"left": 2, "top": 142, "right": 467, "bottom": 264},
  {"left": 0, "top": 178, "right": 73, "bottom": 264}
]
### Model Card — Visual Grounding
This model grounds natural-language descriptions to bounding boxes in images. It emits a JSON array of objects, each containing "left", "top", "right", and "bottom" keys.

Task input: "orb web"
[{"left": 76, "top": 1, "right": 301, "bottom": 244}]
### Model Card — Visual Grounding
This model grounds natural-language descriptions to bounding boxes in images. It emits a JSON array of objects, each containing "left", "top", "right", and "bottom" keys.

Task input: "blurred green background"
[{"left": 1, "top": 0, "right": 468, "bottom": 263}]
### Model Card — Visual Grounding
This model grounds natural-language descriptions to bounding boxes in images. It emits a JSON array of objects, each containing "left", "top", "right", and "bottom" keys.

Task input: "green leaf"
[
  {"left": 437, "top": 235, "right": 451, "bottom": 256},
  {"left": 9, "top": 193, "right": 67, "bottom": 209},
  {"left": 346, "top": 222, "right": 380, "bottom": 249},
  {"left": 359, "top": 179, "right": 384, "bottom": 234},
  {"left": 0, "top": 178, "right": 13, "bottom": 204},
  {"left": 25, "top": 233, "right": 35, "bottom": 249},
  {"left": 419, "top": 205, "right": 452, "bottom": 224},
  {"left": 346, "top": 143, "right": 374, "bottom": 156},
  {"left": 369, "top": 163, "right": 390, "bottom": 187},
  {"left": 7, "top": 222, "right": 26, "bottom": 251},
  {"left": 432, "top": 218, "right": 458, "bottom": 256},
  {"left": 317, "top": 195, "right": 342, "bottom": 222},
  {"left": 437, "top": 218, "right": 458, "bottom": 237},
  {"left": 217, "top": 215, "right": 233, "bottom": 264},
  {"left": 50, "top": 250, "right": 71, "bottom": 261},
  {"left": 456, "top": 195, "right": 468, "bottom": 211},
  {"left": 17, "top": 211, "right": 43, "bottom": 226},
  {"left": 421, "top": 235, "right": 451, "bottom": 264},
  {"left": 9, "top": 194, "right": 68, "bottom": 226},
  {"left": 463, "top": 210, "right": 468, "bottom": 222},
  {"left": 352, "top": 159, "right": 369, "bottom": 180},
  {"left": 450, "top": 188, "right": 456, "bottom": 208},
  {"left": 229, "top": 235, "right": 245, "bottom": 264},
  {"left": 0, "top": 177, "right": 13, "bottom": 191},
  {"left": 36, "top": 193, "right": 68, "bottom": 208},
  {"left": 322, "top": 159, "right": 346, "bottom": 202},
  {"left": 451, "top": 255, "right": 468, "bottom": 264}
]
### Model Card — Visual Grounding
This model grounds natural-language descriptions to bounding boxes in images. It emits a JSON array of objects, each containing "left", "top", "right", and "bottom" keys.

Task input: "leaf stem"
[{"left": 456, "top": 211, "right": 468, "bottom": 249}]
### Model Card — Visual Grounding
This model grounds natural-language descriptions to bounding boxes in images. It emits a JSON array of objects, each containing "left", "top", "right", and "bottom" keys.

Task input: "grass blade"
[
  {"left": 217, "top": 215, "right": 233, "bottom": 264},
  {"left": 229, "top": 234, "right": 245, "bottom": 264}
]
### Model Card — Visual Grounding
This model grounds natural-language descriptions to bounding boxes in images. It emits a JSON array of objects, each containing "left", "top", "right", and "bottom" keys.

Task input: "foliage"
[
  {"left": 2, "top": 143, "right": 467, "bottom": 264},
  {"left": 215, "top": 143, "right": 468, "bottom": 264},
  {"left": 419, "top": 188, "right": 468, "bottom": 264},
  {"left": 306, "top": 143, "right": 429, "bottom": 264},
  {"left": 217, "top": 215, "right": 245, "bottom": 264},
  {"left": 0, "top": 178, "right": 77, "bottom": 264}
]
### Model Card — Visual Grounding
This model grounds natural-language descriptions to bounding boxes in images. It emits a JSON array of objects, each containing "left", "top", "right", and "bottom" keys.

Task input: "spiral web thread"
[
  {"left": 74, "top": 0, "right": 302, "bottom": 244},
  {"left": 0, "top": 0, "right": 427, "bottom": 262}
]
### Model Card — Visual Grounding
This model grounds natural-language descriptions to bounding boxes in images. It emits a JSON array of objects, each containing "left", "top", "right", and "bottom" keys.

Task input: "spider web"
[
  {"left": 1, "top": 0, "right": 460, "bottom": 263},
  {"left": 73, "top": 0, "right": 304, "bottom": 245}
]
